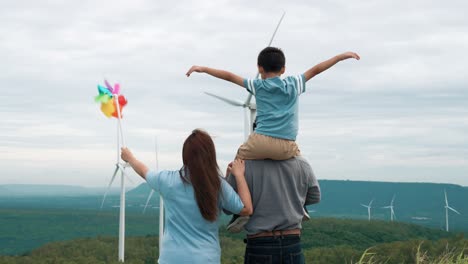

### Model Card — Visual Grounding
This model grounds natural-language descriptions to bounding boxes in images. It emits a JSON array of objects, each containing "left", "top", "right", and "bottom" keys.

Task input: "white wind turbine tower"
[
  {"left": 444, "top": 190, "right": 460, "bottom": 232},
  {"left": 100, "top": 94, "right": 129, "bottom": 262},
  {"left": 360, "top": 199, "right": 374, "bottom": 221},
  {"left": 382, "top": 195, "right": 396, "bottom": 222},
  {"left": 142, "top": 137, "right": 164, "bottom": 255},
  {"left": 142, "top": 11, "right": 286, "bottom": 258},
  {"left": 204, "top": 12, "right": 286, "bottom": 141}
]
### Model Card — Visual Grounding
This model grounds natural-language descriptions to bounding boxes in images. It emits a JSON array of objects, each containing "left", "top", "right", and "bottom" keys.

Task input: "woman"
[{"left": 121, "top": 129, "right": 252, "bottom": 263}]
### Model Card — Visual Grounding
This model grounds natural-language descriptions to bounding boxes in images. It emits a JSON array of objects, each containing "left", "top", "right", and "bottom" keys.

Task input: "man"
[{"left": 225, "top": 157, "right": 321, "bottom": 264}]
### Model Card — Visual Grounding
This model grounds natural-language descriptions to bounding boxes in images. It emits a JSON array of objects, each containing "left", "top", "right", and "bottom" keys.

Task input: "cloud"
[{"left": 0, "top": 0, "right": 467, "bottom": 186}]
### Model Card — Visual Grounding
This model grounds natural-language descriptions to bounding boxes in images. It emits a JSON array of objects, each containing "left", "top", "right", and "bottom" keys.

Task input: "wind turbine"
[
  {"left": 100, "top": 94, "right": 128, "bottom": 262},
  {"left": 444, "top": 190, "right": 460, "bottom": 232},
  {"left": 204, "top": 11, "right": 286, "bottom": 141},
  {"left": 142, "top": 137, "right": 164, "bottom": 255},
  {"left": 360, "top": 199, "right": 374, "bottom": 221},
  {"left": 142, "top": 137, "right": 159, "bottom": 214},
  {"left": 382, "top": 195, "right": 396, "bottom": 222}
]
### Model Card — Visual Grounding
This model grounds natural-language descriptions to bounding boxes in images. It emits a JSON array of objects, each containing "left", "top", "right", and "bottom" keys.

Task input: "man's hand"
[
  {"left": 186, "top": 65, "right": 205, "bottom": 77},
  {"left": 121, "top": 147, "right": 135, "bottom": 163},
  {"left": 338, "top": 52, "right": 360, "bottom": 61}
]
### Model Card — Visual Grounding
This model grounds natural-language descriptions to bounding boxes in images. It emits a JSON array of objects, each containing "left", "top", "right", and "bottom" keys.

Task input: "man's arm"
[
  {"left": 305, "top": 184, "right": 321, "bottom": 205},
  {"left": 303, "top": 52, "right": 360, "bottom": 82},
  {"left": 297, "top": 157, "right": 321, "bottom": 205},
  {"left": 186, "top": 65, "right": 244, "bottom": 87}
]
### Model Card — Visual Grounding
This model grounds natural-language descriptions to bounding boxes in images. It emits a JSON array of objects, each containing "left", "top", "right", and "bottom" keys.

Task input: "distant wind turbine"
[
  {"left": 361, "top": 199, "right": 374, "bottom": 221},
  {"left": 382, "top": 195, "right": 396, "bottom": 222},
  {"left": 142, "top": 137, "right": 164, "bottom": 255},
  {"left": 444, "top": 190, "right": 460, "bottom": 232},
  {"left": 143, "top": 137, "right": 159, "bottom": 214},
  {"left": 204, "top": 11, "right": 286, "bottom": 141}
]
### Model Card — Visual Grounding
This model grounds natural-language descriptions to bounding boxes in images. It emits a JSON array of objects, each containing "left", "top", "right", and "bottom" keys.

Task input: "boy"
[
  {"left": 186, "top": 47, "right": 360, "bottom": 161},
  {"left": 187, "top": 47, "right": 359, "bottom": 232}
]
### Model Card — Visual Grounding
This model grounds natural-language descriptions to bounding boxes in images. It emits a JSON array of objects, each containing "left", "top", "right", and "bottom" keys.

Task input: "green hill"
[
  {"left": 313, "top": 180, "right": 468, "bottom": 231},
  {"left": 128, "top": 180, "right": 468, "bottom": 231},
  {"left": 0, "top": 218, "right": 466, "bottom": 264},
  {"left": 0, "top": 184, "right": 120, "bottom": 197},
  {"left": 5, "top": 180, "right": 466, "bottom": 230},
  {"left": 1, "top": 180, "right": 467, "bottom": 257}
]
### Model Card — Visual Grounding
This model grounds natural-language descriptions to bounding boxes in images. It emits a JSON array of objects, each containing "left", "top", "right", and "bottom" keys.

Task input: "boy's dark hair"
[{"left": 257, "top": 47, "right": 285, "bottom": 73}]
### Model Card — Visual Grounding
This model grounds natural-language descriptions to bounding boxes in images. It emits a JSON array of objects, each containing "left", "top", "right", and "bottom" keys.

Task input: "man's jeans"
[{"left": 244, "top": 235, "right": 305, "bottom": 264}]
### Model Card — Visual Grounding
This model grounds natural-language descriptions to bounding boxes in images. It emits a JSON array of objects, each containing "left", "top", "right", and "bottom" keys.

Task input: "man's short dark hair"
[{"left": 257, "top": 47, "right": 285, "bottom": 73}]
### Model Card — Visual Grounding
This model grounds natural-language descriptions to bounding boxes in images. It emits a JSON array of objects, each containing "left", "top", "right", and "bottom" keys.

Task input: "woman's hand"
[
  {"left": 121, "top": 147, "right": 135, "bottom": 163},
  {"left": 230, "top": 159, "right": 245, "bottom": 178},
  {"left": 120, "top": 147, "right": 149, "bottom": 179},
  {"left": 225, "top": 161, "right": 233, "bottom": 177},
  {"left": 230, "top": 159, "right": 252, "bottom": 216}
]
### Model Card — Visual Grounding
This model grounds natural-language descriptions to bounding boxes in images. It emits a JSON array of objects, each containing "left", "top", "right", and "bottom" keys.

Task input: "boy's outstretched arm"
[
  {"left": 303, "top": 52, "right": 360, "bottom": 82},
  {"left": 186, "top": 66, "right": 244, "bottom": 87}
]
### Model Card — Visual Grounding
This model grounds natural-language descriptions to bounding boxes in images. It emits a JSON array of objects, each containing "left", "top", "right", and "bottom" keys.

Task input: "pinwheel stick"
[
  {"left": 114, "top": 95, "right": 126, "bottom": 147},
  {"left": 114, "top": 94, "right": 127, "bottom": 262}
]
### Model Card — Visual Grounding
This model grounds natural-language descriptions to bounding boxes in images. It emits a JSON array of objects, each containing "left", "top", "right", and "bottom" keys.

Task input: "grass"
[{"left": 355, "top": 243, "right": 468, "bottom": 264}]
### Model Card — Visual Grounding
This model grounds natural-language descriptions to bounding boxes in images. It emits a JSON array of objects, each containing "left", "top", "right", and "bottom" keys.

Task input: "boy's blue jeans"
[{"left": 244, "top": 235, "right": 305, "bottom": 264}]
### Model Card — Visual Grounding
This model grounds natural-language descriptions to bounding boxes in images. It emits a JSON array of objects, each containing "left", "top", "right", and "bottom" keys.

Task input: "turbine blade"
[
  {"left": 100, "top": 165, "right": 119, "bottom": 209},
  {"left": 143, "top": 190, "right": 155, "bottom": 214},
  {"left": 124, "top": 173, "right": 134, "bottom": 184},
  {"left": 267, "top": 11, "right": 286, "bottom": 48},
  {"left": 369, "top": 199, "right": 374, "bottom": 207},
  {"left": 391, "top": 194, "right": 395, "bottom": 206},
  {"left": 360, "top": 204, "right": 369, "bottom": 208},
  {"left": 447, "top": 206, "right": 461, "bottom": 215},
  {"left": 118, "top": 163, "right": 134, "bottom": 184},
  {"left": 204, "top": 92, "right": 244, "bottom": 107},
  {"left": 247, "top": 12, "right": 286, "bottom": 99}
]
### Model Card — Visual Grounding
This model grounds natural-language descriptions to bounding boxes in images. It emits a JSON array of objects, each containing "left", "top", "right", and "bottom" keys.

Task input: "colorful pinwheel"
[{"left": 95, "top": 80, "right": 127, "bottom": 118}]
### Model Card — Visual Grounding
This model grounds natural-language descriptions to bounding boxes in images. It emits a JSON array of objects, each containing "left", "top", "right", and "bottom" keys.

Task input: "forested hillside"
[
  {"left": 1, "top": 180, "right": 467, "bottom": 258},
  {"left": 129, "top": 180, "right": 468, "bottom": 231},
  {"left": 0, "top": 218, "right": 466, "bottom": 264},
  {"left": 315, "top": 180, "right": 468, "bottom": 231}
]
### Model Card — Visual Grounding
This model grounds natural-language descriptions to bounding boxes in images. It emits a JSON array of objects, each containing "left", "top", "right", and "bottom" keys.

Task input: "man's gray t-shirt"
[{"left": 226, "top": 157, "right": 320, "bottom": 235}]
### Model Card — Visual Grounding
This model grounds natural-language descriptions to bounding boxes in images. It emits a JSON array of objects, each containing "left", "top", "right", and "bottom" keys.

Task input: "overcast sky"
[{"left": 0, "top": 0, "right": 467, "bottom": 188}]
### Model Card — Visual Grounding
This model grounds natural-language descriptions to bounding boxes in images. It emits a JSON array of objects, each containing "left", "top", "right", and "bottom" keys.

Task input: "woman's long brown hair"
[{"left": 182, "top": 129, "right": 221, "bottom": 222}]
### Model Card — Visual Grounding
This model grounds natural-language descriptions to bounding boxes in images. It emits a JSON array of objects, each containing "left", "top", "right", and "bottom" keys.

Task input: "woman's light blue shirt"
[{"left": 146, "top": 169, "right": 244, "bottom": 264}]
